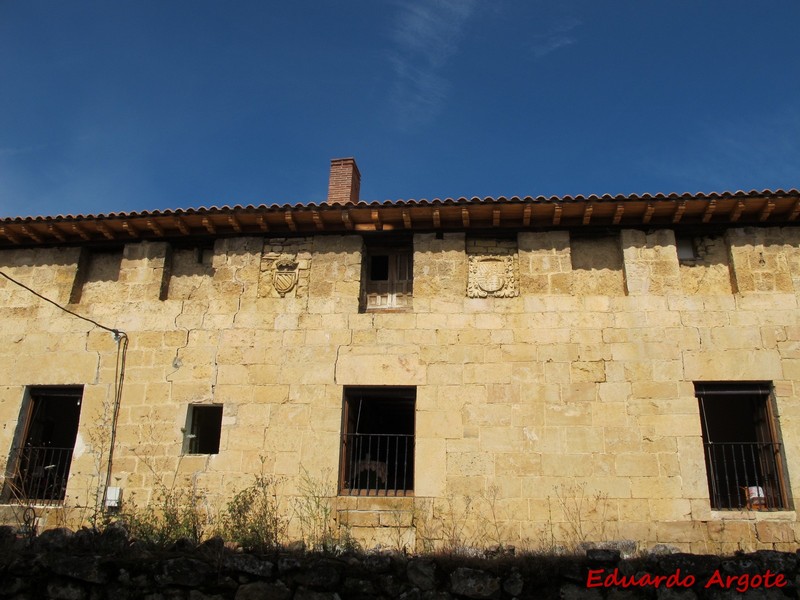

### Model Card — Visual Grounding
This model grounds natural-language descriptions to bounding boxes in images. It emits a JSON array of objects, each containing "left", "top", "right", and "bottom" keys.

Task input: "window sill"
[{"left": 710, "top": 509, "right": 796, "bottom": 521}]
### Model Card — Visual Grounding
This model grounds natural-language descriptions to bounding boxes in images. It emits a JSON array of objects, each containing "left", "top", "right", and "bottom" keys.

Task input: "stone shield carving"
[
  {"left": 272, "top": 257, "right": 298, "bottom": 297},
  {"left": 467, "top": 255, "right": 518, "bottom": 298}
]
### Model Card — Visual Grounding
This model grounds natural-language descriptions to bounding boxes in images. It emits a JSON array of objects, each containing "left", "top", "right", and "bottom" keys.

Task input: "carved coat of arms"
[
  {"left": 272, "top": 257, "right": 298, "bottom": 297},
  {"left": 467, "top": 255, "right": 518, "bottom": 298}
]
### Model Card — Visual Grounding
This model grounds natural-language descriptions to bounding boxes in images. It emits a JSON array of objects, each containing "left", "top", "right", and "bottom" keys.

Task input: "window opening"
[
  {"left": 361, "top": 244, "right": 413, "bottom": 311},
  {"left": 696, "top": 383, "right": 789, "bottom": 510},
  {"left": 340, "top": 387, "right": 415, "bottom": 495},
  {"left": 3, "top": 386, "right": 83, "bottom": 505},
  {"left": 184, "top": 405, "right": 223, "bottom": 454},
  {"left": 677, "top": 236, "right": 698, "bottom": 262}
]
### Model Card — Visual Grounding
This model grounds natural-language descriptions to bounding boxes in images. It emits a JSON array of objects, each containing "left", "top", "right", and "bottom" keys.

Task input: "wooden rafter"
[
  {"left": 790, "top": 198, "right": 800, "bottom": 221},
  {"left": 96, "top": 222, "right": 115, "bottom": 240},
  {"left": 702, "top": 199, "right": 717, "bottom": 223},
  {"left": 72, "top": 223, "right": 91, "bottom": 241},
  {"left": 0, "top": 226, "right": 21, "bottom": 244},
  {"left": 228, "top": 215, "right": 242, "bottom": 233},
  {"left": 19, "top": 225, "right": 42, "bottom": 243},
  {"left": 147, "top": 219, "right": 164, "bottom": 236},
  {"left": 47, "top": 224, "right": 66, "bottom": 242},
  {"left": 202, "top": 217, "right": 216, "bottom": 234},
  {"left": 121, "top": 220, "right": 138, "bottom": 238},
  {"left": 402, "top": 210, "right": 411, "bottom": 229},
  {"left": 311, "top": 210, "right": 324, "bottom": 230},
  {"left": 461, "top": 207, "right": 470, "bottom": 228},
  {"left": 256, "top": 214, "right": 269, "bottom": 232},
  {"left": 672, "top": 200, "right": 686, "bottom": 224},
  {"left": 730, "top": 200, "right": 745, "bottom": 222},
  {"left": 759, "top": 199, "right": 775, "bottom": 222},
  {"left": 552, "top": 205, "right": 562, "bottom": 226},
  {"left": 342, "top": 210, "right": 353, "bottom": 230},
  {"left": 284, "top": 210, "right": 297, "bottom": 232},
  {"left": 371, "top": 209, "right": 382, "bottom": 231},
  {"left": 432, "top": 208, "right": 441, "bottom": 228},
  {"left": 522, "top": 205, "right": 532, "bottom": 226},
  {"left": 613, "top": 204, "right": 625, "bottom": 225},
  {"left": 642, "top": 203, "right": 655, "bottom": 224},
  {"left": 492, "top": 208, "right": 500, "bottom": 227},
  {"left": 582, "top": 203, "right": 593, "bottom": 225},
  {"left": 173, "top": 216, "right": 190, "bottom": 235}
]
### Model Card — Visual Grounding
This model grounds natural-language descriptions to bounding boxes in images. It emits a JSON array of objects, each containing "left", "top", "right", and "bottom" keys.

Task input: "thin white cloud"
[
  {"left": 528, "top": 18, "right": 581, "bottom": 59},
  {"left": 387, "top": 0, "right": 478, "bottom": 131}
]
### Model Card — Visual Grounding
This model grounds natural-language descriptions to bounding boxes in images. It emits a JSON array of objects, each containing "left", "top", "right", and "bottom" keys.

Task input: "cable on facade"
[{"left": 0, "top": 268, "right": 128, "bottom": 516}]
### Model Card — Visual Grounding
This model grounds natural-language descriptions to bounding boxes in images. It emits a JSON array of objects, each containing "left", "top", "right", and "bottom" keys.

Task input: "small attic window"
[
  {"left": 676, "top": 237, "right": 698, "bottom": 262},
  {"left": 183, "top": 405, "right": 223, "bottom": 455},
  {"left": 361, "top": 243, "right": 413, "bottom": 311}
]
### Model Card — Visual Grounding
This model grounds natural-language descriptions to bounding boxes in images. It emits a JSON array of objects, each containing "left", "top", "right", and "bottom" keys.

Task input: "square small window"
[
  {"left": 184, "top": 405, "right": 223, "bottom": 455},
  {"left": 695, "top": 383, "right": 789, "bottom": 510},
  {"left": 361, "top": 244, "right": 413, "bottom": 311},
  {"left": 340, "top": 387, "right": 415, "bottom": 496}
]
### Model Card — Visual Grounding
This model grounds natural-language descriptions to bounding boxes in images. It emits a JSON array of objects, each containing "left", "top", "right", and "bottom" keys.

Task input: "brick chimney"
[{"left": 327, "top": 157, "right": 361, "bottom": 204}]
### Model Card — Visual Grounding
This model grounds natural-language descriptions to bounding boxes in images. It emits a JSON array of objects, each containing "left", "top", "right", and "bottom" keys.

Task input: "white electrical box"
[{"left": 105, "top": 486, "right": 122, "bottom": 509}]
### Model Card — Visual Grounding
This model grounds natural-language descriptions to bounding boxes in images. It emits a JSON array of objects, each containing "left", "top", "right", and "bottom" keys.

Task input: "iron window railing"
[
  {"left": 341, "top": 433, "right": 414, "bottom": 495},
  {"left": 704, "top": 442, "right": 785, "bottom": 510},
  {"left": 5, "top": 446, "right": 73, "bottom": 505}
]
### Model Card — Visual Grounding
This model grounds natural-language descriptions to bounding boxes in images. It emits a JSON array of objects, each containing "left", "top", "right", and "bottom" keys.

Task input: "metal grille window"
[
  {"left": 340, "top": 387, "right": 415, "bottom": 496},
  {"left": 696, "top": 383, "right": 789, "bottom": 510},
  {"left": 3, "top": 386, "right": 83, "bottom": 505},
  {"left": 362, "top": 246, "right": 413, "bottom": 311}
]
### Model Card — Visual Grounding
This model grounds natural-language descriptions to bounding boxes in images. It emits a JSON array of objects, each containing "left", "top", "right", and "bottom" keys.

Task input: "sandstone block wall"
[{"left": 1, "top": 227, "right": 800, "bottom": 553}]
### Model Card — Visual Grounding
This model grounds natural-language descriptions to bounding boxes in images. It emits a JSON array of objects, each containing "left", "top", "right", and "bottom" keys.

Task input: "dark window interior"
[
  {"left": 369, "top": 255, "right": 390, "bottom": 281},
  {"left": 186, "top": 405, "right": 223, "bottom": 454},
  {"left": 340, "top": 387, "right": 415, "bottom": 495},
  {"left": 4, "top": 386, "right": 83, "bottom": 503},
  {"left": 696, "top": 383, "right": 789, "bottom": 510}
]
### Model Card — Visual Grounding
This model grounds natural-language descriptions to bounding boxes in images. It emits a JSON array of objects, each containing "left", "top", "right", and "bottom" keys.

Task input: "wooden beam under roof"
[
  {"left": 759, "top": 199, "right": 775, "bottom": 222},
  {"left": 284, "top": 210, "right": 297, "bottom": 231},
  {"left": 371, "top": 209, "right": 382, "bottom": 231},
  {"left": 790, "top": 198, "right": 800, "bottom": 221},
  {"left": 202, "top": 217, "right": 216, "bottom": 234},
  {"left": 672, "top": 200, "right": 686, "bottom": 224},
  {"left": 341, "top": 210, "right": 353, "bottom": 230},
  {"left": 228, "top": 215, "right": 242, "bottom": 232},
  {"left": 492, "top": 208, "right": 500, "bottom": 227},
  {"left": 582, "top": 203, "right": 593, "bottom": 225},
  {"left": 72, "top": 223, "right": 91, "bottom": 241},
  {"left": 552, "top": 205, "right": 562, "bottom": 225},
  {"left": 47, "top": 224, "right": 66, "bottom": 242},
  {"left": 402, "top": 209, "right": 411, "bottom": 229},
  {"left": 432, "top": 208, "right": 441, "bottom": 228},
  {"left": 147, "top": 219, "right": 164, "bottom": 236},
  {"left": 730, "top": 200, "right": 745, "bottom": 222},
  {"left": 522, "top": 204, "right": 531, "bottom": 226},
  {"left": 256, "top": 214, "right": 269, "bottom": 232},
  {"left": 613, "top": 203, "right": 625, "bottom": 224},
  {"left": 642, "top": 203, "right": 655, "bottom": 224},
  {"left": 173, "top": 216, "right": 190, "bottom": 235},
  {"left": 96, "top": 222, "right": 115, "bottom": 240},
  {"left": 311, "top": 210, "right": 324, "bottom": 230},
  {"left": 0, "top": 226, "right": 21, "bottom": 244},
  {"left": 19, "top": 225, "right": 42, "bottom": 243},
  {"left": 461, "top": 207, "right": 470, "bottom": 228},
  {"left": 702, "top": 199, "right": 717, "bottom": 223},
  {"left": 121, "top": 220, "right": 138, "bottom": 238}
]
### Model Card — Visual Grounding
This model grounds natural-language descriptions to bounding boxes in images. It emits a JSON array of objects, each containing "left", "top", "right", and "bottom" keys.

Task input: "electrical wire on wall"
[{"left": 0, "top": 269, "right": 128, "bottom": 513}]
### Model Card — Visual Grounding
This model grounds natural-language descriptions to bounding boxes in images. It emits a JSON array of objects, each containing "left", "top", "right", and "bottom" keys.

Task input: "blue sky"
[{"left": 1, "top": 1, "right": 798, "bottom": 218}]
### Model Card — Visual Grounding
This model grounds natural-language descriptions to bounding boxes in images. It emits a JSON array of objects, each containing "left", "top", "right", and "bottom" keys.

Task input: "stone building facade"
[{"left": 1, "top": 158, "right": 800, "bottom": 552}]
